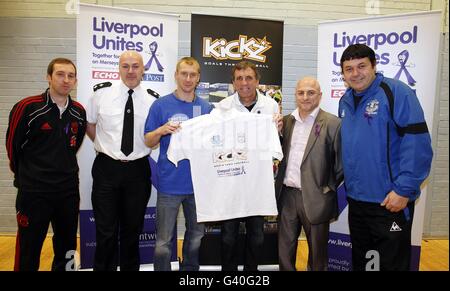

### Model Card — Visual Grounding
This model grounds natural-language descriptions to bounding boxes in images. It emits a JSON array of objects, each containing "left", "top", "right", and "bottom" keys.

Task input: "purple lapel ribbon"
[
  {"left": 64, "top": 123, "right": 70, "bottom": 134},
  {"left": 394, "top": 50, "right": 416, "bottom": 86},
  {"left": 314, "top": 123, "right": 321, "bottom": 137},
  {"left": 364, "top": 111, "right": 373, "bottom": 125}
]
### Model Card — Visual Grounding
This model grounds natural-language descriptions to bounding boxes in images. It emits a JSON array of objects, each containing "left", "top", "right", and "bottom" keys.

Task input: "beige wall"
[{"left": 0, "top": 1, "right": 446, "bottom": 27}]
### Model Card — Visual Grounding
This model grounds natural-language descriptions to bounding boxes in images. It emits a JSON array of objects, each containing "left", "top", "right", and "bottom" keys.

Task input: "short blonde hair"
[{"left": 176, "top": 57, "right": 200, "bottom": 74}]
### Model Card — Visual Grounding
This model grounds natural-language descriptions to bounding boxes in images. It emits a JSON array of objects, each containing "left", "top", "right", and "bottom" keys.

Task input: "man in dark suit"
[{"left": 275, "top": 76, "right": 343, "bottom": 271}]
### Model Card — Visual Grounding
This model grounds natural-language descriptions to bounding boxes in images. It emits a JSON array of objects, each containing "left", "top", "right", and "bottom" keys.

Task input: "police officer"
[{"left": 86, "top": 50, "right": 158, "bottom": 271}]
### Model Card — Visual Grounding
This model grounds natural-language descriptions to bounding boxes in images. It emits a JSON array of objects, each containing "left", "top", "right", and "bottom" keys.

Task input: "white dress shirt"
[
  {"left": 87, "top": 81, "right": 156, "bottom": 160},
  {"left": 283, "top": 107, "right": 319, "bottom": 189}
]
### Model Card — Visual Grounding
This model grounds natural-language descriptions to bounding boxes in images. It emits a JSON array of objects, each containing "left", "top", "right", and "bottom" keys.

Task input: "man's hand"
[
  {"left": 158, "top": 121, "right": 181, "bottom": 136},
  {"left": 273, "top": 113, "right": 283, "bottom": 133},
  {"left": 144, "top": 121, "right": 181, "bottom": 148},
  {"left": 381, "top": 191, "right": 409, "bottom": 212}
]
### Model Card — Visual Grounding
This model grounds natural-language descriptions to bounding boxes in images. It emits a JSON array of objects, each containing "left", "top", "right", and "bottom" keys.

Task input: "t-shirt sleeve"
[
  {"left": 270, "top": 117, "right": 283, "bottom": 160},
  {"left": 167, "top": 127, "right": 188, "bottom": 167},
  {"left": 144, "top": 101, "right": 161, "bottom": 134},
  {"left": 86, "top": 91, "right": 98, "bottom": 124},
  {"left": 272, "top": 100, "right": 280, "bottom": 114}
]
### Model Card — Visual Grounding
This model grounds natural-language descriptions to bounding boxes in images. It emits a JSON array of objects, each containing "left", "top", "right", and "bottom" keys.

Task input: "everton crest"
[{"left": 365, "top": 99, "right": 379, "bottom": 116}]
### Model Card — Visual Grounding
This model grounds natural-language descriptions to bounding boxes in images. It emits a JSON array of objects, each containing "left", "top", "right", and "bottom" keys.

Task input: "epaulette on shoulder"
[
  {"left": 93, "top": 82, "right": 112, "bottom": 92},
  {"left": 147, "top": 88, "right": 160, "bottom": 98}
]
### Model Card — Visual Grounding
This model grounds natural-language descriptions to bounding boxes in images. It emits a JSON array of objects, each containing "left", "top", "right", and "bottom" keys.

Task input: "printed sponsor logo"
[
  {"left": 142, "top": 73, "right": 164, "bottom": 82},
  {"left": 203, "top": 35, "right": 271, "bottom": 62},
  {"left": 92, "top": 70, "right": 120, "bottom": 80},
  {"left": 331, "top": 89, "right": 346, "bottom": 98}
]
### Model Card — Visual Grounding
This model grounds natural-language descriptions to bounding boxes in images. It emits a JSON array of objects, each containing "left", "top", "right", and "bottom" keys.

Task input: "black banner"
[
  {"left": 191, "top": 14, "right": 283, "bottom": 103},
  {"left": 191, "top": 14, "right": 284, "bottom": 266}
]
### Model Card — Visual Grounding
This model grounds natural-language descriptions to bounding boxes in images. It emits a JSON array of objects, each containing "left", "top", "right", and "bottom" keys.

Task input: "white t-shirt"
[{"left": 167, "top": 108, "right": 283, "bottom": 222}]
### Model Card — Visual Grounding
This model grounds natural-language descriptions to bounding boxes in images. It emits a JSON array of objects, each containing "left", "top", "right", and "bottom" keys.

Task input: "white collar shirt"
[
  {"left": 87, "top": 81, "right": 156, "bottom": 160},
  {"left": 216, "top": 90, "right": 279, "bottom": 115},
  {"left": 50, "top": 95, "right": 68, "bottom": 117},
  {"left": 283, "top": 107, "right": 320, "bottom": 189}
]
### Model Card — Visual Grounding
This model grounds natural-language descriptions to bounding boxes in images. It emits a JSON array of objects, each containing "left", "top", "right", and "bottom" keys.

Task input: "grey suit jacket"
[{"left": 274, "top": 109, "right": 343, "bottom": 224}]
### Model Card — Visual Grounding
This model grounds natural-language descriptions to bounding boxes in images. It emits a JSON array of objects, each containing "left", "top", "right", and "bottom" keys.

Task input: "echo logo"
[
  {"left": 331, "top": 89, "right": 346, "bottom": 98},
  {"left": 92, "top": 70, "right": 120, "bottom": 80}
]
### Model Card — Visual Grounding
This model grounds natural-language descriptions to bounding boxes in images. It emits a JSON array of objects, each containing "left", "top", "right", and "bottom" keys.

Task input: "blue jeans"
[{"left": 153, "top": 193, "right": 205, "bottom": 271}]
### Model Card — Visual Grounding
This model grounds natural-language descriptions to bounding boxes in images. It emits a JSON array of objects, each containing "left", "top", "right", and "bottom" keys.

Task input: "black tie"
[{"left": 121, "top": 89, "right": 134, "bottom": 156}]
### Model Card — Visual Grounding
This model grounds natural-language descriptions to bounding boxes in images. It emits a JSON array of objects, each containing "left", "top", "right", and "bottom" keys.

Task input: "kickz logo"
[{"left": 203, "top": 35, "right": 272, "bottom": 62}]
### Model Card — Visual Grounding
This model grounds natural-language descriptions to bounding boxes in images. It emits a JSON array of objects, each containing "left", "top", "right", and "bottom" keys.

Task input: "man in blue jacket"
[{"left": 338, "top": 44, "right": 433, "bottom": 271}]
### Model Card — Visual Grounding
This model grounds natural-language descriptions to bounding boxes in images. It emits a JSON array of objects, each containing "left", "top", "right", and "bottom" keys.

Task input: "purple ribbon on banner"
[
  {"left": 144, "top": 41, "right": 164, "bottom": 72},
  {"left": 394, "top": 50, "right": 416, "bottom": 86}
]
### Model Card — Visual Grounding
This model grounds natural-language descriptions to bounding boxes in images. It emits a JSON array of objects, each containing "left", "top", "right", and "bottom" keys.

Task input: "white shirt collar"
[
  {"left": 291, "top": 106, "right": 320, "bottom": 123},
  {"left": 119, "top": 80, "right": 142, "bottom": 97},
  {"left": 50, "top": 95, "right": 68, "bottom": 117},
  {"left": 210, "top": 107, "right": 242, "bottom": 120},
  {"left": 237, "top": 93, "right": 258, "bottom": 107},
  {"left": 234, "top": 90, "right": 263, "bottom": 107},
  {"left": 50, "top": 96, "right": 68, "bottom": 108}
]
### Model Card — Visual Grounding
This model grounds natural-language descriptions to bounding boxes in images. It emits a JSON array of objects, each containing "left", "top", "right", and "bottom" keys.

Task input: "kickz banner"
[
  {"left": 190, "top": 14, "right": 284, "bottom": 266},
  {"left": 76, "top": 3, "right": 179, "bottom": 269},
  {"left": 317, "top": 11, "right": 442, "bottom": 271},
  {"left": 191, "top": 14, "right": 284, "bottom": 105}
]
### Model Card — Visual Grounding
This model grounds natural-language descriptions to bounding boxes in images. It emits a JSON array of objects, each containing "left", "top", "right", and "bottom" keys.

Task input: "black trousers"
[
  {"left": 348, "top": 197, "right": 415, "bottom": 271},
  {"left": 14, "top": 189, "right": 79, "bottom": 271},
  {"left": 221, "top": 216, "right": 264, "bottom": 271},
  {"left": 91, "top": 153, "right": 151, "bottom": 271}
]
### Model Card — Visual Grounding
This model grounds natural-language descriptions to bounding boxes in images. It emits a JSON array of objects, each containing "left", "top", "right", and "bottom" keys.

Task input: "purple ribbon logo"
[
  {"left": 144, "top": 41, "right": 164, "bottom": 72},
  {"left": 394, "top": 50, "right": 416, "bottom": 86},
  {"left": 364, "top": 99, "right": 379, "bottom": 125},
  {"left": 314, "top": 123, "right": 321, "bottom": 137},
  {"left": 363, "top": 111, "right": 373, "bottom": 125}
]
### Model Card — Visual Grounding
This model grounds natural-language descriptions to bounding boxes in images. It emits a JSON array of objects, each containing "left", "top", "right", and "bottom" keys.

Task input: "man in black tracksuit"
[{"left": 6, "top": 58, "right": 86, "bottom": 271}]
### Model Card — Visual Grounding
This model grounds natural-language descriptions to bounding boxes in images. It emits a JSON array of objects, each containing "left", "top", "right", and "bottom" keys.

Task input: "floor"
[{"left": 0, "top": 235, "right": 447, "bottom": 271}]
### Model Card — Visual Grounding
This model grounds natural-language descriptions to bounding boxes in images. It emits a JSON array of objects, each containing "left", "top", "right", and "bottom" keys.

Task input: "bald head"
[
  {"left": 119, "top": 50, "right": 144, "bottom": 89},
  {"left": 296, "top": 76, "right": 321, "bottom": 92},
  {"left": 119, "top": 50, "right": 144, "bottom": 64},
  {"left": 295, "top": 76, "right": 322, "bottom": 119}
]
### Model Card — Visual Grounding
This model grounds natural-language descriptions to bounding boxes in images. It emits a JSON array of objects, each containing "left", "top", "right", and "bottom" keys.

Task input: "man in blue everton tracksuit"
[{"left": 338, "top": 44, "right": 433, "bottom": 271}]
